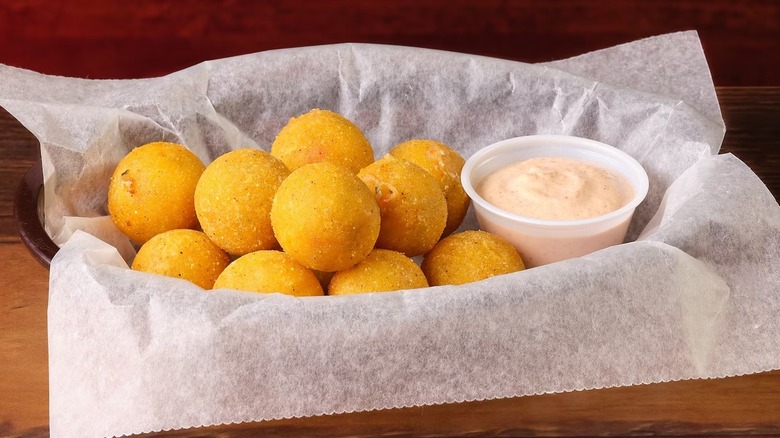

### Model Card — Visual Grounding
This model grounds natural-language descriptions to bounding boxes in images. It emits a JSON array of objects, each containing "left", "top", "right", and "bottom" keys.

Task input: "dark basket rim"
[{"left": 14, "top": 158, "right": 58, "bottom": 269}]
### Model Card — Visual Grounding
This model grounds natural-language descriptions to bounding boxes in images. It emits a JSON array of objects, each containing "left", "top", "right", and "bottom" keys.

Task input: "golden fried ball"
[
  {"left": 108, "top": 141, "right": 205, "bottom": 244},
  {"left": 270, "top": 108, "right": 374, "bottom": 173},
  {"left": 358, "top": 155, "right": 447, "bottom": 257},
  {"left": 421, "top": 230, "right": 525, "bottom": 286},
  {"left": 131, "top": 229, "right": 230, "bottom": 289},
  {"left": 213, "top": 250, "right": 324, "bottom": 297},
  {"left": 328, "top": 249, "right": 428, "bottom": 295},
  {"left": 271, "top": 162, "right": 381, "bottom": 272},
  {"left": 390, "top": 139, "right": 470, "bottom": 236},
  {"left": 194, "top": 148, "right": 290, "bottom": 256}
]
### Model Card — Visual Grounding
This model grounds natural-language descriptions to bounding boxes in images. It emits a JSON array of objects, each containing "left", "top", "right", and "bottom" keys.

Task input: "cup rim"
[{"left": 461, "top": 135, "right": 650, "bottom": 229}]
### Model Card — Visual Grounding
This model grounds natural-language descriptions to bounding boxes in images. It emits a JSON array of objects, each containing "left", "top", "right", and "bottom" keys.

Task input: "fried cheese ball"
[
  {"left": 213, "top": 250, "right": 324, "bottom": 296},
  {"left": 358, "top": 155, "right": 447, "bottom": 257},
  {"left": 328, "top": 249, "right": 428, "bottom": 295},
  {"left": 422, "top": 230, "right": 525, "bottom": 286},
  {"left": 390, "top": 139, "right": 470, "bottom": 236},
  {"left": 131, "top": 229, "right": 230, "bottom": 289},
  {"left": 194, "top": 148, "right": 290, "bottom": 256},
  {"left": 271, "top": 162, "right": 381, "bottom": 272},
  {"left": 108, "top": 141, "right": 204, "bottom": 244},
  {"left": 271, "top": 108, "right": 374, "bottom": 173}
]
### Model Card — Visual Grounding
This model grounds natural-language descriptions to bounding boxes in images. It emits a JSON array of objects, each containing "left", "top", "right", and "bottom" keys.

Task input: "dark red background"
[{"left": 1, "top": 0, "right": 778, "bottom": 85}]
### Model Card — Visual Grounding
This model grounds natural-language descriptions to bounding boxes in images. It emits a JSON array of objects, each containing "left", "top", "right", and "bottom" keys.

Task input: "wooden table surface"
[{"left": 1, "top": 87, "right": 779, "bottom": 437}]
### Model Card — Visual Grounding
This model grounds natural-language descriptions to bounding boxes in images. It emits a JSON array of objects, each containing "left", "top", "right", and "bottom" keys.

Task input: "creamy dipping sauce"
[{"left": 477, "top": 157, "right": 633, "bottom": 221}]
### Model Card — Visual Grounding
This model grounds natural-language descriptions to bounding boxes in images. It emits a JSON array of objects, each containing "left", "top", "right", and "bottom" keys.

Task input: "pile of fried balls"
[{"left": 108, "top": 109, "right": 525, "bottom": 296}]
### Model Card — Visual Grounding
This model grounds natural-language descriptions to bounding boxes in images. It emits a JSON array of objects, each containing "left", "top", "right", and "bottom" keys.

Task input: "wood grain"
[
  {"left": 0, "top": 0, "right": 779, "bottom": 85},
  {"left": 0, "top": 88, "right": 779, "bottom": 437},
  {"left": 0, "top": 108, "right": 38, "bottom": 244},
  {"left": 0, "top": 245, "right": 49, "bottom": 434}
]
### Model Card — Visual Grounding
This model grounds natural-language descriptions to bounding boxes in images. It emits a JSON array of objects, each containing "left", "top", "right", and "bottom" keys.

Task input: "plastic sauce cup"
[{"left": 461, "top": 135, "right": 649, "bottom": 268}]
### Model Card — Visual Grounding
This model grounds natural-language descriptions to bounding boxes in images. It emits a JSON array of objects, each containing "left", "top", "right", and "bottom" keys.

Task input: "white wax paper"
[{"left": 1, "top": 31, "right": 779, "bottom": 438}]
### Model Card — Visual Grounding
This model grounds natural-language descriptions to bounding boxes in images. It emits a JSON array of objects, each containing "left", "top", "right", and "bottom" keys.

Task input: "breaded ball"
[
  {"left": 329, "top": 249, "right": 428, "bottom": 295},
  {"left": 271, "top": 162, "right": 380, "bottom": 272},
  {"left": 390, "top": 139, "right": 470, "bottom": 236},
  {"left": 108, "top": 141, "right": 204, "bottom": 243},
  {"left": 422, "top": 230, "right": 525, "bottom": 286},
  {"left": 213, "top": 250, "right": 324, "bottom": 297},
  {"left": 358, "top": 155, "right": 447, "bottom": 256},
  {"left": 194, "top": 148, "right": 290, "bottom": 256},
  {"left": 131, "top": 229, "right": 230, "bottom": 289},
  {"left": 271, "top": 108, "right": 374, "bottom": 173}
]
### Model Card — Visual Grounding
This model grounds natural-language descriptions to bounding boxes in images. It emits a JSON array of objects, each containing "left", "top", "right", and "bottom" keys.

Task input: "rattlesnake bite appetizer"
[
  {"left": 422, "top": 230, "right": 525, "bottom": 286},
  {"left": 194, "top": 148, "right": 289, "bottom": 256},
  {"left": 390, "top": 139, "right": 469, "bottom": 236},
  {"left": 108, "top": 141, "right": 204, "bottom": 244},
  {"left": 271, "top": 162, "right": 381, "bottom": 272},
  {"left": 328, "top": 249, "right": 428, "bottom": 295},
  {"left": 214, "top": 250, "right": 324, "bottom": 296},
  {"left": 271, "top": 108, "right": 374, "bottom": 173},
  {"left": 132, "top": 229, "right": 230, "bottom": 289},
  {"left": 358, "top": 155, "right": 447, "bottom": 257},
  {"left": 110, "top": 109, "right": 527, "bottom": 295}
]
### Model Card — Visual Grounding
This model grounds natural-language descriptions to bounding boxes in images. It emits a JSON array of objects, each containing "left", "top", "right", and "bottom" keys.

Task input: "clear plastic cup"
[{"left": 461, "top": 135, "right": 649, "bottom": 268}]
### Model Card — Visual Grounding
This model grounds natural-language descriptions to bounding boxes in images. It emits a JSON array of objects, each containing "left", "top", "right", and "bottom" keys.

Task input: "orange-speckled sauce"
[{"left": 477, "top": 157, "right": 633, "bottom": 221}]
